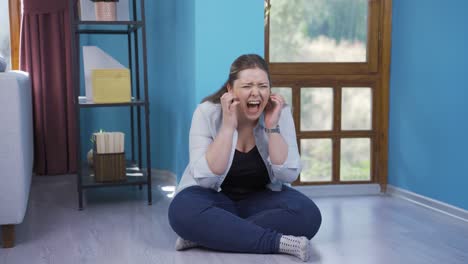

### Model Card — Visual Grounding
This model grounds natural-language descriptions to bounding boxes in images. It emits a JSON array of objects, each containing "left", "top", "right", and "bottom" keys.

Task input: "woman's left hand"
[{"left": 264, "top": 93, "right": 285, "bottom": 129}]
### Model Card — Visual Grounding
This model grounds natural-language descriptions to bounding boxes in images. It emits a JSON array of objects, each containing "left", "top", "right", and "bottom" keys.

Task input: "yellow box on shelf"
[{"left": 91, "top": 69, "right": 131, "bottom": 103}]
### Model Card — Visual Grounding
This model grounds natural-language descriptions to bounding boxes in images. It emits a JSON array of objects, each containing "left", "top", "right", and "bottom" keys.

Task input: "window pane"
[
  {"left": 340, "top": 138, "right": 371, "bottom": 181},
  {"left": 0, "top": 0, "right": 11, "bottom": 71},
  {"left": 301, "top": 88, "right": 333, "bottom": 131},
  {"left": 301, "top": 139, "right": 332, "bottom": 182},
  {"left": 269, "top": 0, "right": 368, "bottom": 62},
  {"left": 342, "top": 87, "right": 372, "bottom": 130},
  {"left": 271, "top": 87, "right": 292, "bottom": 107}
]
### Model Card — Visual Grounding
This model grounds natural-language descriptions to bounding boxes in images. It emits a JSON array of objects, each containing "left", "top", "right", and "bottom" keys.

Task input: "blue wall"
[
  {"left": 147, "top": 0, "right": 178, "bottom": 175},
  {"left": 194, "top": 0, "right": 264, "bottom": 103},
  {"left": 82, "top": 0, "right": 264, "bottom": 179},
  {"left": 172, "top": 0, "right": 195, "bottom": 177},
  {"left": 389, "top": 0, "right": 468, "bottom": 210}
]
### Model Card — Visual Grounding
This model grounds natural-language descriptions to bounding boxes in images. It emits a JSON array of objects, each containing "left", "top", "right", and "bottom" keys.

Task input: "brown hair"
[{"left": 201, "top": 54, "right": 271, "bottom": 103}]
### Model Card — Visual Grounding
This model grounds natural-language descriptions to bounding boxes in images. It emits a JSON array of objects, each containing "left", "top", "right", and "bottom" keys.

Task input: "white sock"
[
  {"left": 175, "top": 237, "right": 199, "bottom": 251},
  {"left": 278, "top": 235, "right": 311, "bottom": 262}
]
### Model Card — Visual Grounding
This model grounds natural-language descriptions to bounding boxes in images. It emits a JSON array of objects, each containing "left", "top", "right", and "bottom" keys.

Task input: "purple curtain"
[{"left": 20, "top": 0, "right": 77, "bottom": 175}]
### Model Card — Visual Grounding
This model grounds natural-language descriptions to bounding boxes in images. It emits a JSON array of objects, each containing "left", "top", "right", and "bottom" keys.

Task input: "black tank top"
[{"left": 221, "top": 146, "right": 270, "bottom": 200}]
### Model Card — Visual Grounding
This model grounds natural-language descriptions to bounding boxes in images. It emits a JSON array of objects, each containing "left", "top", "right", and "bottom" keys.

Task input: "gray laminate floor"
[{"left": 1, "top": 174, "right": 467, "bottom": 264}]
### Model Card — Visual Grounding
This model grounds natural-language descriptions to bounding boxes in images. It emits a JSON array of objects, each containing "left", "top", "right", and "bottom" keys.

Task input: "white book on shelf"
[{"left": 83, "top": 46, "right": 127, "bottom": 102}]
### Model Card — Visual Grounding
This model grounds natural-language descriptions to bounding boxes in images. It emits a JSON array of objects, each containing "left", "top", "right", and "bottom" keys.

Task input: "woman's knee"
[
  {"left": 286, "top": 198, "right": 322, "bottom": 239},
  {"left": 304, "top": 200, "right": 322, "bottom": 239},
  {"left": 168, "top": 186, "right": 229, "bottom": 236},
  {"left": 168, "top": 187, "right": 206, "bottom": 235},
  {"left": 168, "top": 193, "right": 191, "bottom": 235}
]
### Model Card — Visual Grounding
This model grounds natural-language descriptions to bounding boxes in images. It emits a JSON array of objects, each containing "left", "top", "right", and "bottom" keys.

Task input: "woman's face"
[{"left": 228, "top": 68, "right": 271, "bottom": 123}]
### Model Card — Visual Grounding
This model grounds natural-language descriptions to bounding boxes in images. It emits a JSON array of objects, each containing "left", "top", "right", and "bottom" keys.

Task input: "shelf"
[
  {"left": 78, "top": 97, "right": 146, "bottom": 108},
  {"left": 70, "top": 0, "right": 152, "bottom": 209},
  {"left": 76, "top": 21, "right": 143, "bottom": 25},
  {"left": 75, "top": 21, "right": 144, "bottom": 34},
  {"left": 81, "top": 161, "right": 148, "bottom": 189}
]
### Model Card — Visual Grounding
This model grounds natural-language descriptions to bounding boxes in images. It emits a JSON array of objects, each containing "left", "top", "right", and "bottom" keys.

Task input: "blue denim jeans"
[{"left": 168, "top": 185, "right": 322, "bottom": 254}]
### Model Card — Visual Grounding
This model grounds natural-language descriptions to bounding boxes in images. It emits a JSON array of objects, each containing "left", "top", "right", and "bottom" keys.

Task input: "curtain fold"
[{"left": 20, "top": 0, "right": 77, "bottom": 175}]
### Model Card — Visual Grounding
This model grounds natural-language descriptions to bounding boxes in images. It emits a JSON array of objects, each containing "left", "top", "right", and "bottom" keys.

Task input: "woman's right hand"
[{"left": 220, "top": 92, "right": 239, "bottom": 131}]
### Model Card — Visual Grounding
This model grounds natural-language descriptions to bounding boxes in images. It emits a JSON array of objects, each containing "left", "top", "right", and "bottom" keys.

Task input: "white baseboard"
[
  {"left": 386, "top": 185, "right": 468, "bottom": 223},
  {"left": 294, "top": 184, "right": 382, "bottom": 197}
]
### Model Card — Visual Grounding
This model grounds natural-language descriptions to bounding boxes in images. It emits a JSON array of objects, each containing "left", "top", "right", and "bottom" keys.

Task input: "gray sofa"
[{"left": 0, "top": 71, "right": 33, "bottom": 248}]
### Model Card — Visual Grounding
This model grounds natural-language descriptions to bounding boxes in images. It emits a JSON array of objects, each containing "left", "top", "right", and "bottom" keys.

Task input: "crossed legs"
[{"left": 168, "top": 186, "right": 321, "bottom": 255}]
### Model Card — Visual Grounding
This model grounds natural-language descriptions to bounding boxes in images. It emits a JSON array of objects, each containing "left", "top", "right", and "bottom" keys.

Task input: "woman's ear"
[{"left": 227, "top": 83, "right": 232, "bottom": 93}]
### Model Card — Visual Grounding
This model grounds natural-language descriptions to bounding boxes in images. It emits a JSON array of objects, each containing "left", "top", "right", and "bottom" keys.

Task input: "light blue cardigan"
[{"left": 176, "top": 101, "right": 302, "bottom": 195}]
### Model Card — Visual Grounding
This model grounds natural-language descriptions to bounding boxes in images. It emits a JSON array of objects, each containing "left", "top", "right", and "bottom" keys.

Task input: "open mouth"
[{"left": 246, "top": 100, "right": 261, "bottom": 114}]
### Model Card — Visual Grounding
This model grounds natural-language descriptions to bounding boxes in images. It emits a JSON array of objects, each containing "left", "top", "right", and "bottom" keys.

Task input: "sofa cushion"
[{"left": 0, "top": 71, "right": 33, "bottom": 225}]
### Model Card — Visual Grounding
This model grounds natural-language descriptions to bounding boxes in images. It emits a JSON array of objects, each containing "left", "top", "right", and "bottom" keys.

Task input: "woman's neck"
[
  {"left": 237, "top": 115, "right": 258, "bottom": 131},
  {"left": 236, "top": 121, "right": 257, "bottom": 153}
]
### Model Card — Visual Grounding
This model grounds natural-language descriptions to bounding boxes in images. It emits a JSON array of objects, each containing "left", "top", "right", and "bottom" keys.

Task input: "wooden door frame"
[
  {"left": 8, "top": 0, "right": 21, "bottom": 70},
  {"left": 378, "top": 0, "right": 392, "bottom": 192}
]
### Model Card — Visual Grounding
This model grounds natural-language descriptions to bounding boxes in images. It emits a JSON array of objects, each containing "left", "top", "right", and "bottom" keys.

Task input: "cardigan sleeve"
[
  {"left": 266, "top": 106, "right": 302, "bottom": 183},
  {"left": 187, "top": 105, "right": 222, "bottom": 190}
]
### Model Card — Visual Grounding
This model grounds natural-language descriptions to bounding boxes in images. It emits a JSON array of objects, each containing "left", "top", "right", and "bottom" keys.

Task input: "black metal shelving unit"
[{"left": 69, "top": 0, "right": 152, "bottom": 210}]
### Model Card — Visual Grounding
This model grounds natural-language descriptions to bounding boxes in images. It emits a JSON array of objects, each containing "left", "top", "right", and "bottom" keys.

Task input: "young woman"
[{"left": 168, "top": 54, "right": 321, "bottom": 261}]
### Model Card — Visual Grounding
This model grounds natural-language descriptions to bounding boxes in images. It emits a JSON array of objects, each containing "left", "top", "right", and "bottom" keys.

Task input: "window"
[
  {"left": 269, "top": 0, "right": 369, "bottom": 63},
  {"left": 1, "top": 1, "right": 12, "bottom": 70},
  {"left": 2, "top": 0, "right": 21, "bottom": 70},
  {"left": 266, "top": 0, "right": 392, "bottom": 188}
]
